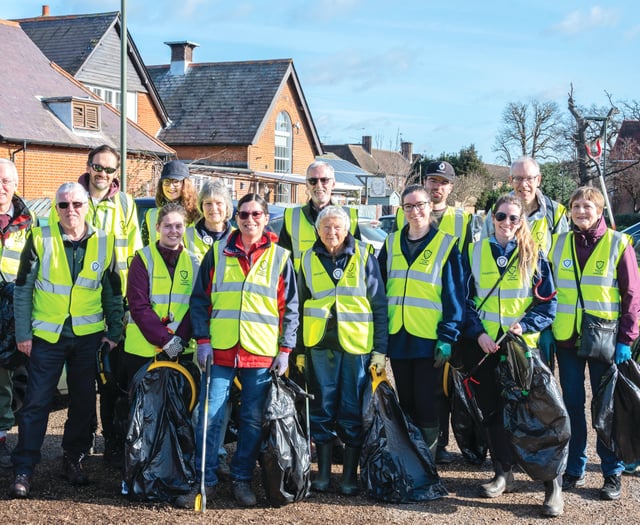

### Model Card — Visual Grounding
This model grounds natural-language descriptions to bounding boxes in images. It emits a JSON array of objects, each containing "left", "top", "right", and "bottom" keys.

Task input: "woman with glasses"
[
  {"left": 142, "top": 160, "right": 200, "bottom": 246},
  {"left": 377, "top": 184, "right": 464, "bottom": 456},
  {"left": 543, "top": 187, "right": 640, "bottom": 502},
  {"left": 463, "top": 193, "right": 559, "bottom": 516},
  {"left": 190, "top": 193, "right": 299, "bottom": 507}
]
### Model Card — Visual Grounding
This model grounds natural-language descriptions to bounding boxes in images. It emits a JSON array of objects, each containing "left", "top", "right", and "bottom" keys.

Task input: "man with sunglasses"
[
  {"left": 49, "top": 145, "right": 141, "bottom": 468},
  {"left": 0, "top": 160, "right": 36, "bottom": 471},
  {"left": 279, "top": 161, "right": 361, "bottom": 272},
  {"left": 9, "top": 182, "right": 123, "bottom": 498},
  {"left": 481, "top": 156, "right": 568, "bottom": 256}
]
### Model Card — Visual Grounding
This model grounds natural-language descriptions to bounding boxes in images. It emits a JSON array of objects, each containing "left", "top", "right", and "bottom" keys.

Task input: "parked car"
[
  {"left": 622, "top": 221, "right": 640, "bottom": 244},
  {"left": 359, "top": 218, "right": 387, "bottom": 256},
  {"left": 378, "top": 214, "right": 396, "bottom": 235}
]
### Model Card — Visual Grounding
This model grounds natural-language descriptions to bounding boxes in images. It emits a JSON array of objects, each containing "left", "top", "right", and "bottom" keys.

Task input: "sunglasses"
[
  {"left": 57, "top": 201, "right": 85, "bottom": 210},
  {"left": 494, "top": 212, "right": 521, "bottom": 224},
  {"left": 307, "top": 177, "right": 333, "bottom": 186},
  {"left": 237, "top": 210, "right": 265, "bottom": 220},
  {"left": 90, "top": 163, "right": 117, "bottom": 174}
]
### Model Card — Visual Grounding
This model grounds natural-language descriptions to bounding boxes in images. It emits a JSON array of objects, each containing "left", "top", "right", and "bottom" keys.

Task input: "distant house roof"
[
  {"left": 149, "top": 56, "right": 323, "bottom": 152},
  {"left": 323, "top": 143, "right": 411, "bottom": 177},
  {"left": 0, "top": 20, "right": 172, "bottom": 155},
  {"left": 15, "top": 11, "right": 169, "bottom": 127},
  {"left": 611, "top": 120, "right": 640, "bottom": 160},
  {"left": 317, "top": 153, "right": 370, "bottom": 188},
  {"left": 484, "top": 163, "right": 510, "bottom": 182}
]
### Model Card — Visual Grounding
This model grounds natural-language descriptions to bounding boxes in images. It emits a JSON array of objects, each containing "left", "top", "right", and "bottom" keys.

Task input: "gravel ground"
[{"left": 0, "top": 393, "right": 639, "bottom": 524}]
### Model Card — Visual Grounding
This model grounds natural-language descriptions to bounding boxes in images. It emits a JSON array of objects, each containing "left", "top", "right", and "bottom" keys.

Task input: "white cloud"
[{"left": 552, "top": 6, "right": 620, "bottom": 35}]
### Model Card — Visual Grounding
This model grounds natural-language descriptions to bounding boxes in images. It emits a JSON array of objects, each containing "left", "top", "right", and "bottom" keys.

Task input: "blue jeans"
[
  {"left": 194, "top": 365, "right": 271, "bottom": 486},
  {"left": 12, "top": 334, "right": 100, "bottom": 475},
  {"left": 307, "top": 348, "right": 368, "bottom": 447},
  {"left": 556, "top": 346, "right": 623, "bottom": 477}
]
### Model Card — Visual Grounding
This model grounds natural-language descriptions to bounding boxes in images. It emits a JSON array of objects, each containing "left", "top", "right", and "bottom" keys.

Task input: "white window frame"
[{"left": 274, "top": 111, "right": 292, "bottom": 174}]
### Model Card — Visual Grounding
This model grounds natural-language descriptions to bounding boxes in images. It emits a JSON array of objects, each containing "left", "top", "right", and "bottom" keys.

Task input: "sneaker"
[
  {"left": 63, "top": 452, "right": 89, "bottom": 486},
  {"left": 561, "top": 473, "right": 585, "bottom": 490},
  {"left": 8, "top": 473, "right": 31, "bottom": 498},
  {"left": 623, "top": 462, "right": 639, "bottom": 475},
  {"left": 0, "top": 438, "right": 11, "bottom": 468},
  {"left": 435, "top": 446, "right": 454, "bottom": 465},
  {"left": 232, "top": 480, "right": 257, "bottom": 507},
  {"left": 599, "top": 474, "right": 622, "bottom": 501}
]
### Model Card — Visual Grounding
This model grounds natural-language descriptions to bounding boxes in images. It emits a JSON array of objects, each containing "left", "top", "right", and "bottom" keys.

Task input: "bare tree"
[{"left": 493, "top": 100, "right": 564, "bottom": 164}]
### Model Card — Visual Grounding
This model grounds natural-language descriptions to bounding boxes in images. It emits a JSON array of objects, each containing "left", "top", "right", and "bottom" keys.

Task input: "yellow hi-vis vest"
[
  {"left": 31, "top": 226, "right": 113, "bottom": 343},
  {"left": 209, "top": 241, "right": 289, "bottom": 356},
  {"left": 0, "top": 218, "right": 32, "bottom": 282},
  {"left": 385, "top": 229, "right": 455, "bottom": 338},
  {"left": 300, "top": 240, "right": 373, "bottom": 354},
  {"left": 396, "top": 206, "right": 470, "bottom": 250},
  {"left": 49, "top": 192, "right": 140, "bottom": 294},
  {"left": 469, "top": 240, "right": 538, "bottom": 347},
  {"left": 183, "top": 225, "right": 227, "bottom": 263},
  {"left": 550, "top": 229, "right": 630, "bottom": 342},
  {"left": 284, "top": 206, "right": 358, "bottom": 271},
  {"left": 125, "top": 244, "right": 200, "bottom": 357}
]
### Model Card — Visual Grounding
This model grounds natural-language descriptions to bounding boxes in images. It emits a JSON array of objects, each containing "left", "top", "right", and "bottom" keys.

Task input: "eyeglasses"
[
  {"left": 90, "top": 163, "right": 117, "bottom": 175},
  {"left": 511, "top": 175, "right": 538, "bottom": 184},
  {"left": 494, "top": 212, "right": 521, "bottom": 224},
  {"left": 307, "top": 177, "right": 333, "bottom": 186},
  {"left": 162, "top": 179, "right": 183, "bottom": 187},
  {"left": 0, "top": 179, "right": 16, "bottom": 187},
  {"left": 237, "top": 210, "right": 265, "bottom": 220},
  {"left": 57, "top": 201, "right": 85, "bottom": 210},
  {"left": 402, "top": 201, "right": 429, "bottom": 213}
]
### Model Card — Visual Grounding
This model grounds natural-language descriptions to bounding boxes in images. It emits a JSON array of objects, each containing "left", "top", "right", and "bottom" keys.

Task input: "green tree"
[{"left": 540, "top": 161, "right": 577, "bottom": 206}]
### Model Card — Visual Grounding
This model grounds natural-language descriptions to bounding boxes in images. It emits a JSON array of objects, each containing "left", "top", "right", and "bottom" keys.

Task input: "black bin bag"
[
  {"left": 592, "top": 360, "right": 640, "bottom": 463},
  {"left": 124, "top": 359, "right": 200, "bottom": 504},
  {"left": 497, "top": 334, "right": 570, "bottom": 482},
  {"left": 259, "top": 373, "right": 312, "bottom": 507},
  {"left": 360, "top": 368, "right": 447, "bottom": 502},
  {"left": 0, "top": 281, "right": 25, "bottom": 370},
  {"left": 449, "top": 366, "right": 488, "bottom": 465}
]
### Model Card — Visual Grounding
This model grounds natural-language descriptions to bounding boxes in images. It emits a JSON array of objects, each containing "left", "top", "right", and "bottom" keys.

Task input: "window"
[
  {"left": 87, "top": 85, "right": 137, "bottom": 122},
  {"left": 73, "top": 101, "right": 100, "bottom": 131},
  {"left": 274, "top": 112, "right": 292, "bottom": 173}
]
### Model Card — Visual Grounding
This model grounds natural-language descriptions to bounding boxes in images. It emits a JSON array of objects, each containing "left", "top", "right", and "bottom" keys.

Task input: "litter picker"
[{"left": 194, "top": 355, "right": 212, "bottom": 512}]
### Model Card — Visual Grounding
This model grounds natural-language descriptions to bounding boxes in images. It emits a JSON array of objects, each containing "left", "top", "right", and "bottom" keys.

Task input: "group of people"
[{"left": 1, "top": 150, "right": 638, "bottom": 519}]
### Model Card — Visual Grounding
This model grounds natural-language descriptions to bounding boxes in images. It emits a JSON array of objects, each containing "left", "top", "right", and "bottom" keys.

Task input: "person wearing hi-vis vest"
[
  {"left": 279, "top": 161, "right": 361, "bottom": 272},
  {"left": 543, "top": 186, "right": 640, "bottom": 503},
  {"left": 377, "top": 185, "right": 465, "bottom": 460},
  {"left": 9, "top": 182, "right": 123, "bottom": 499},
  {"left": 141, "top": 160, "right": 200, "bottom": 246},
  {"left": 295, "top": 206, "right": 387, "bottom": 496},
  {"left": 190, "top": 193, "right": 299, "bottom": 508},
  {"left": 481, "top": 156, "right": 568, "bottom": 256},
  {"left": 463, "top": 193, "right": 559, "bottom": 516}
]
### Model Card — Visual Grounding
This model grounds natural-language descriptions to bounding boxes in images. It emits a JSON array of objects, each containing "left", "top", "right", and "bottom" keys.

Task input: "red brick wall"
[{"left": 136, "top": 93, "right": 164, "bottom": 138}]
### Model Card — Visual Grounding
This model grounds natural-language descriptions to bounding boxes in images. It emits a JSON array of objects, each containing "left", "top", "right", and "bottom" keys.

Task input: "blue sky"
[{"left": 5, "top": 1, "right": 639, "bottom": 164}]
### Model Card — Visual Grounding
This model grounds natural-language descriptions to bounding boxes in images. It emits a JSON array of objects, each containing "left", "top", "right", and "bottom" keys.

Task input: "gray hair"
[
  {"left": 315, "top": 205, "right": 350, "bottom": 232},
  {"left": 198, "top": 179, "right": 233, "bottom": 220},
  {"left": 510, "top": 156, "right": 540, "bottom": 177},
  {"left": 56, "top": 182, "right": 89, "bottom": 202},
  {"left": 306, "top": 160, "right": 335, "bottom": 179},
  {"left": 0, "top": 159, "right": 18, "bottom": 181}
]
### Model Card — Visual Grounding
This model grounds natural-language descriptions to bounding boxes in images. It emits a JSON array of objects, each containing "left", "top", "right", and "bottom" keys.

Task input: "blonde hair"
[{"left": 492, "top": 194, "right": 539, "bottom": 283}]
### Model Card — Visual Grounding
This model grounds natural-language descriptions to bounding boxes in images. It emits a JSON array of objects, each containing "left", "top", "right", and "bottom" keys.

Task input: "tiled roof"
[
  {"left": 149, "top": 59, "right": 298, "bottom": 145},
  {"left": 317, "top": 153, "right": 370, "bottom": 187},
  {"left": 16, "top": 12, "right": 117, "bottom": 76},
  {"left": 0, "top": 20, "right": 172, "bottom": 154},
  {"left": 323, "top": 144, "right": 411, "bottom": 177}
]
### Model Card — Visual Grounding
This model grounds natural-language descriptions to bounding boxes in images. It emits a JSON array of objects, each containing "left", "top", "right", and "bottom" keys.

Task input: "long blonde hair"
[{"left": 492, "top": 194, "right": 539, "bottom": 283}]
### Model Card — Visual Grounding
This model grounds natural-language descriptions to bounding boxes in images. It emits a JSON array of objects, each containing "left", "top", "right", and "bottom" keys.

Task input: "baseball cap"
[
  {"left": 425, "top": 161, "right": 456, "bottom": 182},
  {"left": 160, "top": 160, "right": 189, "bottom": 180}
]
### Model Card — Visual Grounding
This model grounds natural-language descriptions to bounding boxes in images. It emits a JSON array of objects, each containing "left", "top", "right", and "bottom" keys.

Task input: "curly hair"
[{"left": 155, "top": 177, "right": 200, "bottom": 224}]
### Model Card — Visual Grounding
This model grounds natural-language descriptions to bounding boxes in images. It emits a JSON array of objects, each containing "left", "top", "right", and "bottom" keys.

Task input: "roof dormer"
[{"left": 43, "top": 96, "right": 103, "bottom": 132}]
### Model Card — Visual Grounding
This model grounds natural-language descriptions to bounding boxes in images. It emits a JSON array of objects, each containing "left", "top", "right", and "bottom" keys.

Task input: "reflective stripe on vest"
[
  {"left": 125, "top": 244, "right": 200, "bottom": 357},
  {"left": 209, "top": 241, "right": 288, "bottom": 356},
  {"left": 550, "top": 230, "right": 629, "bottom": 341},
  {"left": 469, "top": 239, "right": 538, "bottom": 347},
  {"left": 0, "top": 227, "right": 29, "bottom": 282},
  {"left": 301, "top": 240, "right": 373, "bottom": 354},
  {"left": 284, "top": 206, "right": 358, "bottom": 271},
  {"left": 145, "top": 208, "right": 160, "bottom": 245},
  {"left": 396, "top": 206, "right": 469, "bottom": 250},
  {"left": 31, "top": 226, "right": 112, "bottom": 343},
  {"left": 385, "top": 229, "right": 455, "bottom": 338}
]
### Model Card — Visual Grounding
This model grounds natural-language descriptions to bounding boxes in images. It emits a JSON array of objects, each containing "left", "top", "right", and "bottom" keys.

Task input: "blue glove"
[
  {"left": 270, "top": 351, "right": 289, "bottom": 376},
  {"left": 197, "top": 343, "right": 213, "bottom": 369},
  {"left": 615, "top": 342, "right": 632, "bottom": 365},
  {"left": 538, "top": 329, "right": 556, "bottom": 370},
  {"left": 433, "top": 340, "right": 452, "bottom": 368}
]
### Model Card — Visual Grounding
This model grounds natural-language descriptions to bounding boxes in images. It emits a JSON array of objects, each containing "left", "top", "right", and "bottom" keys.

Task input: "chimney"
[
  {"left": 401, "top": 141, "right": 413, "bottom": 161},
  {"left": 362, "top": 135, "right": 372, "bottom": 154},
  {"left": 165, "top": 41, "right": 200, "bottom": 76},
  {"left": 42, "top": 5, "right": 50, "bottom": 16}
]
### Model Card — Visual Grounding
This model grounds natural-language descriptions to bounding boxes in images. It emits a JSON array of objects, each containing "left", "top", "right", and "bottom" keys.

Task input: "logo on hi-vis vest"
[
  {"left": 91, "top": 261, "right": 101, "bottom": 273},
  {"left": 535, "top": 231, "right": 544, "bottom": 242},
  {"left": 419, "top": 250, "right": 432, "bottom": 265},
  {"left": 506, "top": 265, "right": 518, "bottom": 280},
  {"left": 180, "top": 269, "right": 189, "bottom": 286},
  {"left": 120, "top": 221, "right": 126, "bottom": 236},
  {"left": 257, "top": 259, "right": 268, "bottom": 278},
  {"left": 346, "top": 261, "right": 356, "bottom": 279},
  {"left": 562, "top": 259, "right": 572, "bottom": 269},
  {"left": 594, "top": 260, "right": 605, "bottom": 275}
]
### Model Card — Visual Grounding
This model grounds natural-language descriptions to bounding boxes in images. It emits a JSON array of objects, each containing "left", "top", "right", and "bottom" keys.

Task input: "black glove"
[{"left": 96, "top": 342, "right": 113, "bottom": 386}]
